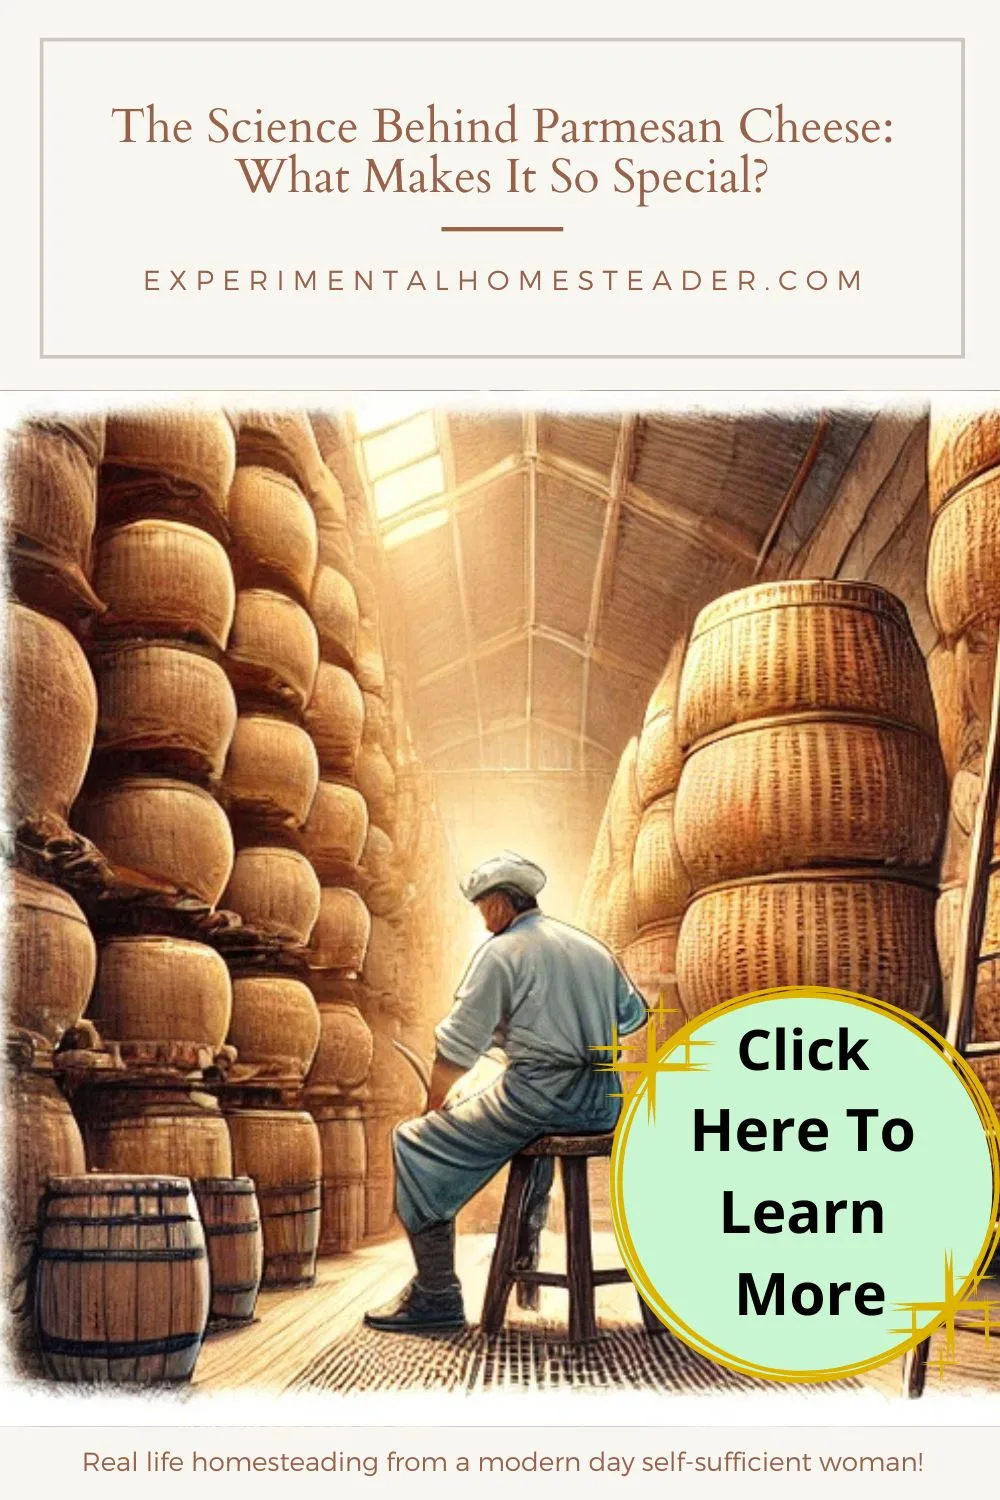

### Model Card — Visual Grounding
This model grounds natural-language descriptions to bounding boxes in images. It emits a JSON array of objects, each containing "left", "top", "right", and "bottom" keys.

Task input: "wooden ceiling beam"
[
  {"left": 424, "top": 716, "right": 617, "bottom": 764},
  {"left": 622, "top": 481, "right": 760, "bottom": 562},
  {"left": 410, "top": 621, "right": 655, "bottom": 691}
]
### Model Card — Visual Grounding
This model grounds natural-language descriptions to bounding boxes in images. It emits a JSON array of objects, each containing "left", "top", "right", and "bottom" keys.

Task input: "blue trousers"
[{"left": 393, "top": 1064, "right": 620, "bottom": 1234}]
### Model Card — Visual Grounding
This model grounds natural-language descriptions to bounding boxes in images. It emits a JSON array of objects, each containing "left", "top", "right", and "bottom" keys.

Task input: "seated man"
[{"left": 364, "top": 850, "right": 648, "bottom": 1333}]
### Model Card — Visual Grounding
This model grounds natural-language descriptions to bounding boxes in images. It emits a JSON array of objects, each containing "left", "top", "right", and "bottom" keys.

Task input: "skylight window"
[
  {"left": 383, "top": 508, "right": 450, "bottom": 550},
  {"left": 362, "top": 412, "right": 437, "bottom": 481},
  {"left": 353, "top": 405, "right": 447, "bottom": 527},
  {"left": 372, "top": 453, "right": 446, "bottom": 521}
]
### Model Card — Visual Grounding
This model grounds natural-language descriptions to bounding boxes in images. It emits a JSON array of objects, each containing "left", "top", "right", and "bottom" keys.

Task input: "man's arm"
[
  {"left": 431, "top": 943, "right": 511, "bottom": 1103},
  {"left": 425, "top": 1054, "right": 467, "bottom": 1113}
]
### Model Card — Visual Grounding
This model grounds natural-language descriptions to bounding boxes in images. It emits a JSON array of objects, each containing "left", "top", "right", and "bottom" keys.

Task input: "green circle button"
[{"left": 611, "top": 987, "right": 1000, "bottom": 1380}]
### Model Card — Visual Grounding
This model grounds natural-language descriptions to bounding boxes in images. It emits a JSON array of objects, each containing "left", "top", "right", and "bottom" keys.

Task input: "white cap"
[{"left": 460, "top": 851, "right": 547, "bottom": 903}]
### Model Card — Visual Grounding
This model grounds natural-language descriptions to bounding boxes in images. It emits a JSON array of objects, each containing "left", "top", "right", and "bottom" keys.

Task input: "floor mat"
[{"left": 293, "top": 1322, "right": 861, "bottom": 1395}]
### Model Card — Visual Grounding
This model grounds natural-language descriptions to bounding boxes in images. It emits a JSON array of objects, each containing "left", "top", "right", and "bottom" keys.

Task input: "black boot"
[{"left": 364, "top": 1222, "right": 466, "bottom": 1334}]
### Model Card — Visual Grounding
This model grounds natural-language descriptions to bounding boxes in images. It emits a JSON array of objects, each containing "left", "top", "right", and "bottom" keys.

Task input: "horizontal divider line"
[{"left": 440, "top": 225, "right": 564, "bottom": 233}]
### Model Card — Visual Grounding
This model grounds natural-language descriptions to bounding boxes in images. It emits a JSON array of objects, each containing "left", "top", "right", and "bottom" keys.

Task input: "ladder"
[{"left": 903, "top": 641, "right": 1000, "bottom": 1397}]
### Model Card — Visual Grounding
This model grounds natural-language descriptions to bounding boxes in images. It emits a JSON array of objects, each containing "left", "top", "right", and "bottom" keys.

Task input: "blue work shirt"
[{"left": 435, "top": 909, "right": 648, "bottom": 1076}]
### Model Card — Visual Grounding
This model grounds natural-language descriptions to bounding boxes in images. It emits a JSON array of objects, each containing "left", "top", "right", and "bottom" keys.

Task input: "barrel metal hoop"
[
  {"left": 212, "top": 1281, "right": 260, "bottom": 1295},
  {"left": 203, "top": 1221, "right": 261, "bottom": 1237},
  {"left": 42, "top": 1214, "right": 199, "bottom": 1227},
  {"left": 39, "top": 1331, "right": 203, "bottom": 1358},
  {"left": 254, "top": 1181, "right": 321, "bottom": 1198},
  {"left": 261, "top": 1206, "right": 322, "bottom": 1219},
  {"left": 38, "top": 1246, "right": 206, "bottom": 1263}
]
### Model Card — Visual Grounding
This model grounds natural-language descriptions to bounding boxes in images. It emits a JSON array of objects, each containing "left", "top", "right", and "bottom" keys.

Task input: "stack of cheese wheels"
[
  {"left": 8, "top": 603, "right": 97, "bottom": 836},
  {"left": 304, "top": 1003, "right": 374, "bottom": 1254},
  {"left": 595, "top": 739, "right": 642, "bottom": 957},
  {"left": 6, "top": 415, "right": 106, "bottom": 620},
  {"left": 623, "top": 637, "right": 692, "bottom": 1063},
  {"left": 216, "top": 453, "right": 326, "bottom": 1113},
  {"left": 674, "top": 580, "right": 945, "bottom": 1021},
  {"left": 82, "top": 410, "right": 239, "bottom": 892},
  {"left": 926, "top": 407, "right": 1000, "bottom": 1109},
  {"left": 69, "top": 413, "right": 241, "bottom": 1192}
]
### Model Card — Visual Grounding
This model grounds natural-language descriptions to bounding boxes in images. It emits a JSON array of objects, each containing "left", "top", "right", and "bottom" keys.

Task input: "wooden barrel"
[
  {"left": 227, "top": 589, "right": 319, "bottom": 710},
  {"left": 88, "top": 936, "right": 232, "bottom": 1052},
  {"left": 305, "top": 663, "right": 365, "bottom": 776},
  {"left": 6, "top": 422, "right": 98, "bottom": 576},
  {"left": 92, "top": 519, "right": 236, "bottom": 649},
  {"left": 227, "top": 975, "right": 321, "bottom": 1082},
  {"left": 34, "top": 1175, "right": 209, "bottom": 1383},
  {"left": 83, "top": 1095, "right": 234, "bottom": 1179},
  {"left": 191, "top": 1178, "right": 263, "bottom": 1330},
  {"left": 307, "top": 888, "right": 372, "bottom": 973},
  {"left": 355, "top": 743, "right": 397, "bottom": 830},
  {"left": 676, "top": 870, "right": 940, "bottom": 1021},
  {"left": 635, "top": 639, "right": 686, "bottom": 806},
  {"left": 92, "top": 641, "right": 237, "bottom": 780},
  {"left": 678, "top": 580, "right": 936, "bottom": 750},
  {"left": 311, "top": 1103, "right": 367, "bottom": 1254},
  {"left": 928, "top": 473, "right": 1000, "bottom": 639},
  {"left": 73, "top": 776, "right": 234, "bottom": 906},
  {"left": 9, "top": 603, "right": 97, "bottom": 827},
  {"left": 9, "top": 872, "right": 96, "bottom": 1049},
  {"left": 674, "top": 717, "right": 945, "bottom": 889},
  {"left": 225, "top": 1110, "right": 321, "bottom": 1288},
  {"left": 221, "top": 714, "right": 319, "bottom": 830},
  {"left": 928, "top": 408, "right": 1000, "bottom": 510},
  {"left": 5, "top": 1072, "right": 85, "bottom": 1326},
  {"left": 227, "top": 467, "right": 318, "bottom": 604},
  {"left": 306, "top": 1002, "right": 374, "bottom": 1092},
  {"left": 631, "top": 793, "right": 691, "bottom": 929},
  {"left": 300, "top": 781, "right": 369, "bottom": 877},
  {"left": 231, "top": 410, "right": 325, "bottom": 493},
  {"left": 311, "top": 564, "right": 360, "bottom": 668},
  {"left": 221, "top": 845, "right": 321, "bottom": 945},
  {"left": 101, "top": 410, "right": 236, "bottom": 532}
]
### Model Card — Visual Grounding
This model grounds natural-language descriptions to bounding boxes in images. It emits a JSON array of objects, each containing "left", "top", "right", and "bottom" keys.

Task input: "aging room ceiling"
[{"left": 346, "top": 406, "right": 874, "bottom": 775}]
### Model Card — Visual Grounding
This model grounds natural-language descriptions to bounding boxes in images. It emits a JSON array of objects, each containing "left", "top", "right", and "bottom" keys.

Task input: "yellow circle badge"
[{"left": 610, "top": 988, "right": 1000, "bottom": 1381}]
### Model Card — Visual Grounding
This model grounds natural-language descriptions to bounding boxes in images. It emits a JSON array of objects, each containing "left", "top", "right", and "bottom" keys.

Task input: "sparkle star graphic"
[
  {"left": 592, "top": 993, "right": 712, "bottom": 1120},
  {"left": 894, "top": 1250, "right": 996, "bottom": 1384}
]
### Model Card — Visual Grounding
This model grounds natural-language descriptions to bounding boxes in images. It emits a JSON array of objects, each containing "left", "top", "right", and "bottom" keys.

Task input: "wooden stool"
[{"left": 480, "top": 1132, "right": 662, "bottom": 1342}]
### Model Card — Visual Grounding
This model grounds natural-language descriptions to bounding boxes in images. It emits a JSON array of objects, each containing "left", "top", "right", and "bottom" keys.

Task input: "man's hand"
[{"left": 425, "top": 1055, "right": 466, "bottom": 1113}]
